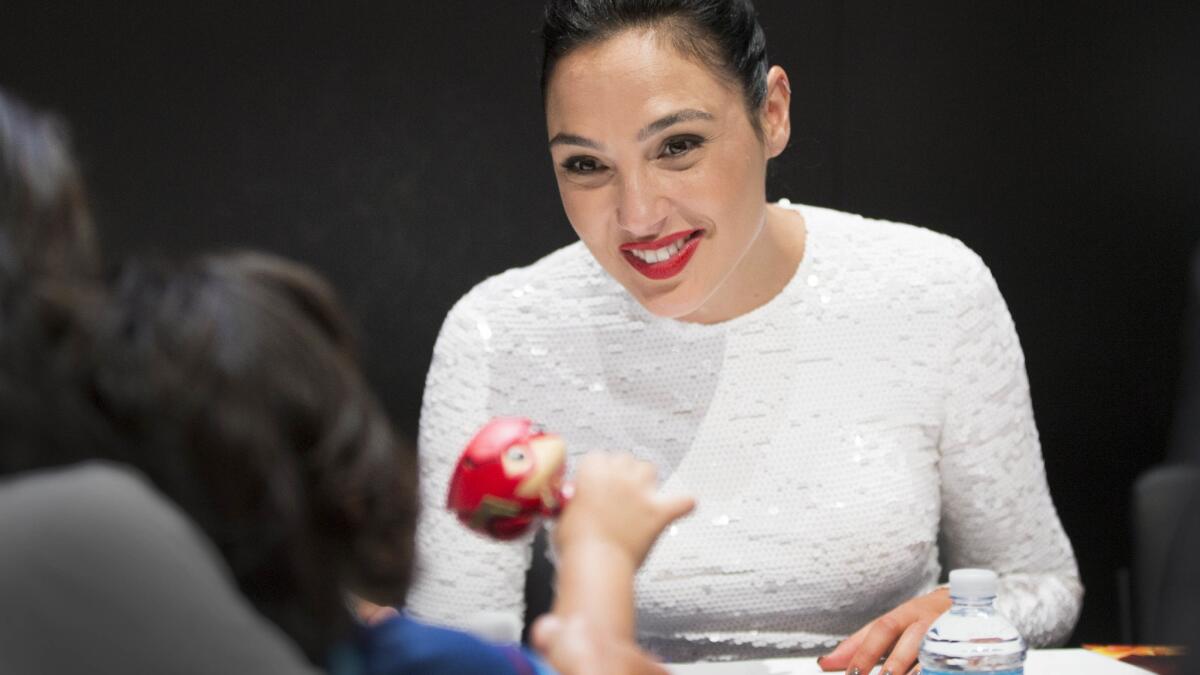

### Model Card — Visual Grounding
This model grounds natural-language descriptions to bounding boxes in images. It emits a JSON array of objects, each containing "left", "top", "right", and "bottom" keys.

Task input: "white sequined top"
[{"left": 408, "top": 202, "right": 1083, "bottom": 661}]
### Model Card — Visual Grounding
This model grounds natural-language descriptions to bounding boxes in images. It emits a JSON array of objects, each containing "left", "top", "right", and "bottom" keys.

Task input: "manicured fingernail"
[
  {"left": 883, "top": 670, "right": 894, "bottom": 675},
  {"left": 848, "top": 668, "right": 860, "bottom": 675}
]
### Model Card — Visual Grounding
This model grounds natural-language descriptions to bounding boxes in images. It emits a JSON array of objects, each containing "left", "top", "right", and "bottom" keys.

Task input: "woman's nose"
[{"left": 615, "top": 171, "right": 666, "bottom": 238}]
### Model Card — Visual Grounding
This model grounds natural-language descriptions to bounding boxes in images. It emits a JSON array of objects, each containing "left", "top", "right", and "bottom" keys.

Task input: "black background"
[{"left": 3, "top": 0, "right": 1198, "bottom": 646}]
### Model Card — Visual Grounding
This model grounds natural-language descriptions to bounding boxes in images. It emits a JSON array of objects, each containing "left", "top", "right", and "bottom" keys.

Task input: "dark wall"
[{"left": 3, "top": 0, "right": 1197, "bottom": 645}]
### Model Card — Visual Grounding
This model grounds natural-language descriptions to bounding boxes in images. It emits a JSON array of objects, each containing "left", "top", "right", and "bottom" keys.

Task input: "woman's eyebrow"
[
  {"left": 548, "top": 109, "right": 715, "bottom": 149},
  {"left": 548, "top": 133, "right": 602, "bottom": 150},
  {"left": 636, "top": 109, "right": 714, "bottom": 141}
]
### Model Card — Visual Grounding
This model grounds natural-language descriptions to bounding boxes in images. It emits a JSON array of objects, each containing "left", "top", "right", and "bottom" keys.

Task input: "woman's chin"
[
  {"left": 630, "top": 290, "right": 704, "bottom": 322},
  {"left": 609, "top": 266, "right": 709, "bottom": 321}
]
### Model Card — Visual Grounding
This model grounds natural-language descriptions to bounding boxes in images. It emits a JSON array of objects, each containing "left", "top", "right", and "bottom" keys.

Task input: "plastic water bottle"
[{"left": 918, "top": 569, "right": 1027, "bottom": 674}]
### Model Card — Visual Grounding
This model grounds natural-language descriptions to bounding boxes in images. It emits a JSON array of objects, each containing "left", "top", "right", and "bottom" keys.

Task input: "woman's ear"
[{"left": 760, "top": 65, "right": 792, "bottom": 159}]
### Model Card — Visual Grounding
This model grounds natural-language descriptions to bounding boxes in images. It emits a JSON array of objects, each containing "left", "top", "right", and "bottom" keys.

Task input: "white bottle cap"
[{"left": 948, "top": 568, "right": 998, "bottom": 598}]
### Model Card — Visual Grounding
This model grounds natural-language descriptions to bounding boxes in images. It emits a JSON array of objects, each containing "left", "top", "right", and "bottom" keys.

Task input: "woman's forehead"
[{"left": 545, "top": 29, "right": 738, "bottom": 137}]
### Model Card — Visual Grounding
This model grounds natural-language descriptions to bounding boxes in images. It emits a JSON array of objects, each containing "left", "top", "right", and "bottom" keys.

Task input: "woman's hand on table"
[{"left": 818, "top": 587, "right": 951, "bottom": 675}]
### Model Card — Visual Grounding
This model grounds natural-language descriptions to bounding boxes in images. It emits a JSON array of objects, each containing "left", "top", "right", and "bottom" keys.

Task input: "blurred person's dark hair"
[
  {"left": 0, "top": 87, "right": 99, "bottom": 283},
  {"left": 0, "top": 87, "right": 416, "bottom": 664},
  {"left": 0, "top": 86, "right": 105, "bottom": 481},
  {"left": 75, "top": 252, "right": 418, "bottom": 662},
  {"left": 1, "top": 240, "right": 417, "bottom": 665},
  {"left": 0, "top": 87, "right": 105, "bottom": 477}
]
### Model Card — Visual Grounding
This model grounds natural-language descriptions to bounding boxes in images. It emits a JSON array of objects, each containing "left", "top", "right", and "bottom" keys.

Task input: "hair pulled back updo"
[{"left": 541, "top": 0, "right": 769, "bottom": 120}]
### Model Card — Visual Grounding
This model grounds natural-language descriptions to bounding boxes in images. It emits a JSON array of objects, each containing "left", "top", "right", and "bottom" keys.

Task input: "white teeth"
[{"left": 630, "top": 237, "right": 689, "bottom": 264}]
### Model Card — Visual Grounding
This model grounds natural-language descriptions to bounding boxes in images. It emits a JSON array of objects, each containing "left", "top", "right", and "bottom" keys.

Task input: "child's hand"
[
  {"left": 352, "top": 596, "right": 400, "bottom": 626},
  {"left": 555, "top": 452, "right": 695, "bottom": 569}
]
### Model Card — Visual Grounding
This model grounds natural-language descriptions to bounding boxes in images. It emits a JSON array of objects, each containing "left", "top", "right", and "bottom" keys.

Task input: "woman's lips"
[{"left": 619, "top": 229, "right": 704, "bottom": 280}]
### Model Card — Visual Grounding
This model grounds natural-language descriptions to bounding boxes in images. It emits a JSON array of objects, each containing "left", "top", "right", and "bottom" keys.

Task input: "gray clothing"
[{"left": 0, "top": 462, "right": 318, "bottom": 675}]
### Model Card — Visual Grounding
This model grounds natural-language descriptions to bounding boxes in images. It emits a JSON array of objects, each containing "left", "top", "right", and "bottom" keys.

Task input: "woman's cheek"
[
  {"left": 672, "top": 157, "right": 731, "bottom": 204},
  {"left": 670, "top": 169, "right": 726, "bottom": 223},
  {"left": 564, "top": 190, "right": 613, "bottom": 248}
]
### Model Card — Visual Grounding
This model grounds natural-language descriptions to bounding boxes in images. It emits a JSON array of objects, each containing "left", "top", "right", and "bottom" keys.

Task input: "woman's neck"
[{"left": 679, "top": 203, "right": 807, "bottom": 325}]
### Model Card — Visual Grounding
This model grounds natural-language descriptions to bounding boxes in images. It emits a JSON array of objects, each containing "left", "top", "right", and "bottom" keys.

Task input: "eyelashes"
[
  {"left": 561, "top": 156, "right": 604, "bottom": 174},
  {"left": 660, "top": 134, "right": 704, "bottom": 158},
  {"left": 559, "top": 134, "right": 708, "bottom": 176}
]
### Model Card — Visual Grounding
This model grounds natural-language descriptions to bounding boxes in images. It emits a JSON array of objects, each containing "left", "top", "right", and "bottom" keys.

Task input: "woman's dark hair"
[
  {"left": 0, "top": 88, "right": 100, "bottom": 282},
  {"left": 541, "top": 0, "right": 769, "bottom": 122},
  {"left": 1, "top": 251, "right": 418, "bottom": 664}
]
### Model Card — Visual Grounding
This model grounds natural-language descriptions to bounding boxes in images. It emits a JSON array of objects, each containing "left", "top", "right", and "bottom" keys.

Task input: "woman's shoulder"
[
  {"left": 797, "top": 202, "right": 991, "bottom": 283},
  {"left": 444, "top": 241, "right": 621, "bottom": 325}
]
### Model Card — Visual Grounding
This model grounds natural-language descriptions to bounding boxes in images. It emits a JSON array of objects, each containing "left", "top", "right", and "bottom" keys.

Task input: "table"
[{"left": 668, "top": 648, "right": 1152, "bottom": 674}]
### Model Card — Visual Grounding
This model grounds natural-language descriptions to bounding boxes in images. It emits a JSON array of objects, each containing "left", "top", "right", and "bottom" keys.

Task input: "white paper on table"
[{"left": 667, "top": 648, "right": 1152, "bottom": 674}]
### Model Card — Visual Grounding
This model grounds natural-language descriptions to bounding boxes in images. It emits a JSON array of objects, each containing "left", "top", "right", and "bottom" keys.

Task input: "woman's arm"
[
  {"left": 822, "top": 250, "right": 1083, "bottom": 675},
  {"left": 936, "top": 252, "right": 1083, "bottom": 646},
  {"left": 404, "top": 293, "right": 533, "bottom": 639}
]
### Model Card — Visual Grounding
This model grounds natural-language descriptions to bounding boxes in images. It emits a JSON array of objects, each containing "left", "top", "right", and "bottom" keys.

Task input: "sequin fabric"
[{"left": 407, "top": 203, "right": 1083, "bottom": 661}]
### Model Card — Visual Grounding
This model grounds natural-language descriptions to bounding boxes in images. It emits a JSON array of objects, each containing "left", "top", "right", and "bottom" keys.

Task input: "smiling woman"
[
  {"left": 407, "top": 0, "right": 1083, "bottom": 671},
  {"left": 545, "top": 26, "right": 802, "bottom": 323}
]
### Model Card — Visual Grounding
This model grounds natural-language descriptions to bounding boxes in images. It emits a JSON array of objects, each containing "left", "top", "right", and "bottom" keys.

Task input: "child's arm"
[
  {"left": 551, "top": 452, "right": 694, "bottom": 639},
  {"left": 531, "top": 614, "right": 669, "bottom": 675},
  {"left": 532, "top": 452, "right": 694, "bottom": 673}
]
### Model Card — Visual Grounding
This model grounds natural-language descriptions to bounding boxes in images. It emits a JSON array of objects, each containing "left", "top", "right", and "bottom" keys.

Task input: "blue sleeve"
[{"left": 355, "top": 615, "right": 557, "bottom": 675}]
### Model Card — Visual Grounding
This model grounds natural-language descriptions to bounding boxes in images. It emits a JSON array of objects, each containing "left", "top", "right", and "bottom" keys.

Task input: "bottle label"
[{"left": 922, "top": 670, "right": 1022, "bottom": 675}]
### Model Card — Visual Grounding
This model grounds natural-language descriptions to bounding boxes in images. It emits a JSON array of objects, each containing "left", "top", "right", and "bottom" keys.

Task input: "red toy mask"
[{"left": 446, "top": 417, "right": 570, "bottom": 540}]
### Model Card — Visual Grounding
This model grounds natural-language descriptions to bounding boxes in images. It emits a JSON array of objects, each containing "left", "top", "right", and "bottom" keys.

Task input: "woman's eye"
[
  {"left": 661, "top": 136, "right": 703, "bottom": 158},
  {"left": 562, "top": 156, "right": 604, "bottom": 174},
  {"left": 506, "top": 448, "right": 527, "bottom": 463}
]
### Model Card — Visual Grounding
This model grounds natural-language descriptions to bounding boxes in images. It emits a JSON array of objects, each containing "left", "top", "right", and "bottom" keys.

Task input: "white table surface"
[{"left": 667, "top": 648, "right": 1151, "bottom": 674}]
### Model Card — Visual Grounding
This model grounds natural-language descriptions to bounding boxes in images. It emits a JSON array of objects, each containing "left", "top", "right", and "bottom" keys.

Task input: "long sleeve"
[
  {"left": 937, "top": 252, "right": 1083, "bottom": 647},
  {"left": 405, "top": 292, "right": 534, "bottom": 639}
]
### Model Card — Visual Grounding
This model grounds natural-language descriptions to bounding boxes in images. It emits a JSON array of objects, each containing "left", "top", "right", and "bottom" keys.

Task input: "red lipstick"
[{"left": 619, "top": 229, "right": 704, "bottom": 281}]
